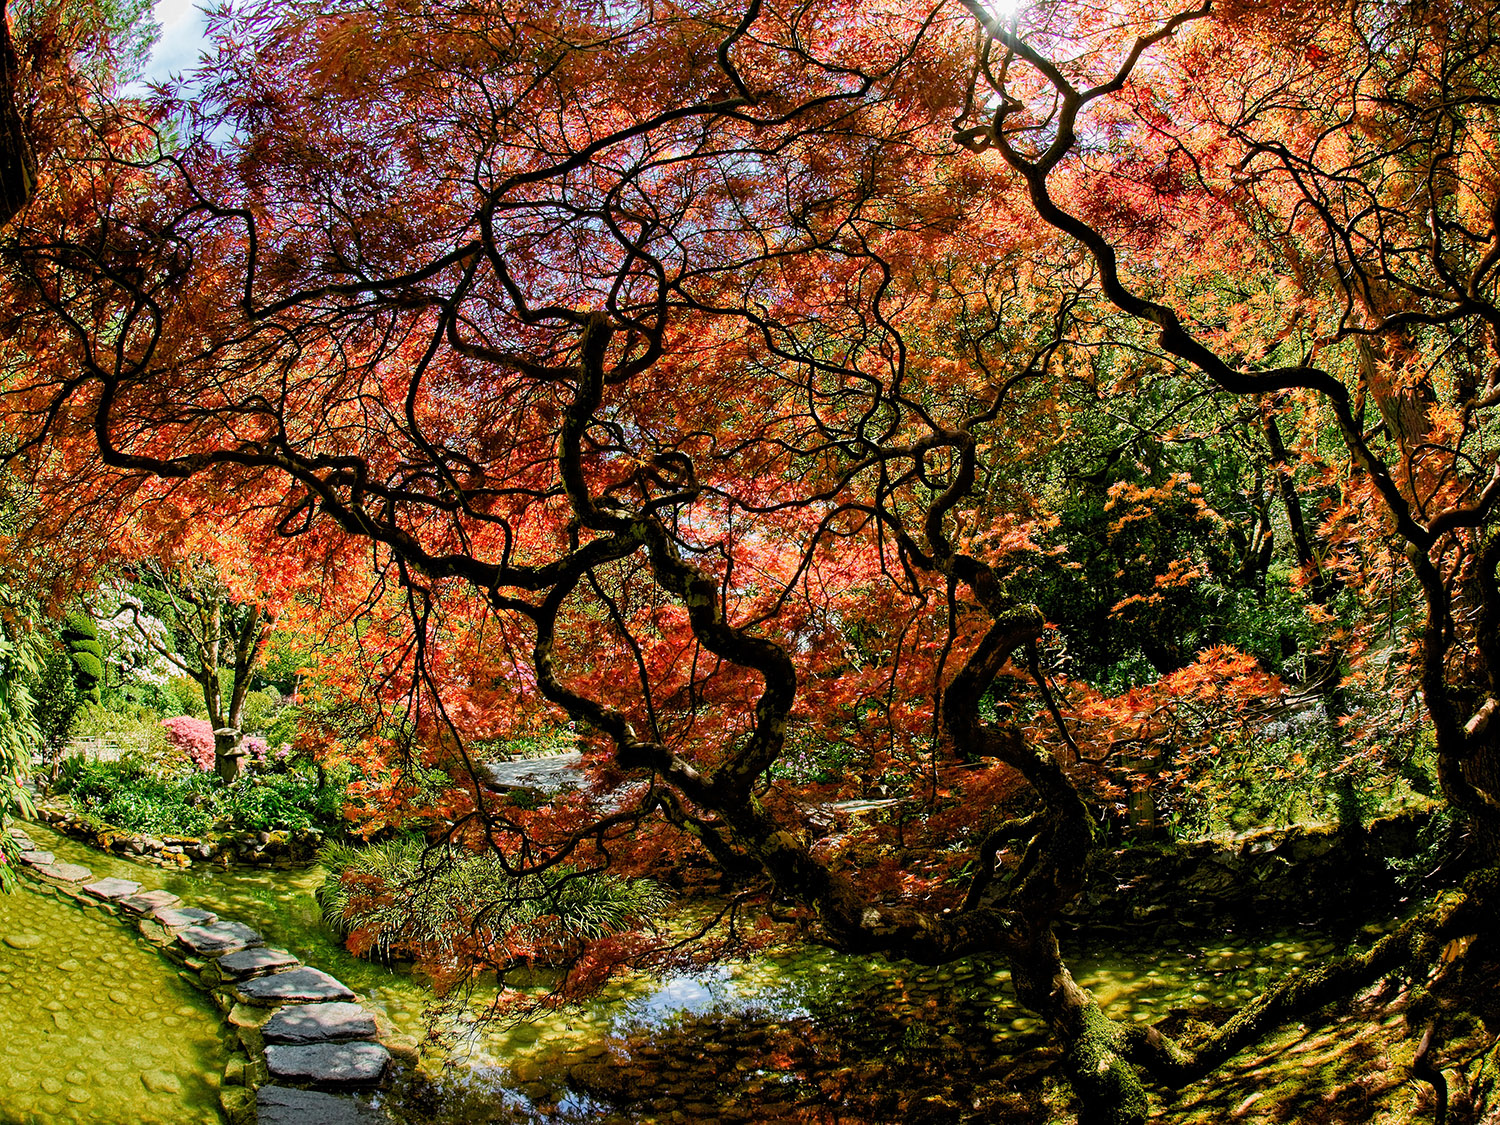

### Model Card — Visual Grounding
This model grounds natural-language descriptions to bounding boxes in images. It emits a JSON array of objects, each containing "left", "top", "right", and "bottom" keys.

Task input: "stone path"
[{"left": 7, "top": 824, "right": 399, "bottom": 1125}]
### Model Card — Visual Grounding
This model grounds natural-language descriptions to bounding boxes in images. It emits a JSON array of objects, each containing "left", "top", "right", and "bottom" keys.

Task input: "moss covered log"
[{"left": 1118, "top": 867, "right": 1497, "bottom": 1089}]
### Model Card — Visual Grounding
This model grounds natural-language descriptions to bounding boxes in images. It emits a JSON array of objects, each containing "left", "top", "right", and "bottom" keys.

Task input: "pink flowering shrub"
[
  {"left": 159, "top": 718, "right": 273, "bottom": 773},
  {"left": 161, "top": 716, "right": 215, "bottom": 771}
]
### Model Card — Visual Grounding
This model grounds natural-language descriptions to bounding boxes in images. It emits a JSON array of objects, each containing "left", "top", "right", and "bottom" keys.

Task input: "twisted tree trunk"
[{"left": 0, "top": 0, "right": 35, "bottom": 227}]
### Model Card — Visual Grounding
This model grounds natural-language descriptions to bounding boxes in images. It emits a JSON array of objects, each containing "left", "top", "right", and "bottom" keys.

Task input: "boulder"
[{"left": 263, "top": 1042, "right": 390, "bottom": 1087}]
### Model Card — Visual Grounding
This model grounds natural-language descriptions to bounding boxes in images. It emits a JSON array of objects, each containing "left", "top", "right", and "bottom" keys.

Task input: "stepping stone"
[
  {"left": 178, "top": 921, "right": 263, "bottom": 955},
  {"left": 6, "top": 828, "right": 32, "bottom": 847},
  {"left": 217, "top": 947, "right": 299, "bottom": 980},
  {"left": 82, "top": 877, "right": 142, "bottom": 902},
  {"left": 120, "top": 889, "right": 181, "bottom": 915},
  {"left": 238, "top": 967, "right": 355, "bottom": 1004},
  {"left": 155, "top": 906, "right": 217, "bottom": 929},
  {"left": 263, "top": 1042, "right": 390, "bottom": 1087},
  {"left": 256, "top": 1084, "right": 387, "bottom": 1124},
  {"left": 19, "top": 850, "right": 54, "bottom": 867},
  {"left": 35, "top": 861, "right": 91, "bottom": 883},
  {"left": 263, "top": 1003, "right": 377, "bottom": 1045},
  {"left": 3, "top": 934, "right": 44, "bottom": 950}
]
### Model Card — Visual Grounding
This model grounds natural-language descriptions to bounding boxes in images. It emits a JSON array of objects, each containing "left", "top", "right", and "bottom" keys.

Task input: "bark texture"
[{"left": 0, "top": 0, "right": 34, "bottom": 227}]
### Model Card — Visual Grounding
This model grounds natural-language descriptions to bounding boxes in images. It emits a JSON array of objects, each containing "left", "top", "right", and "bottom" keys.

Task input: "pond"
[
  {"left": 0, "top": 877, "right": 226, "bottom": 1124},
  {"left": 12, "top": 822, "right": 1388, "bottom": 1124}
]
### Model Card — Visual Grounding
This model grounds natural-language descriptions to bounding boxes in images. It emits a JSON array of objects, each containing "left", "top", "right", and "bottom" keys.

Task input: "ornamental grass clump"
[{"left": 316, "top": 836, "right": 668, "bottom": 974}]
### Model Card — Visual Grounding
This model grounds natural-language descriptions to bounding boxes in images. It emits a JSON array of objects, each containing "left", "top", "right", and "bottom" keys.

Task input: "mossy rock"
[{"left": 219, "top": 1085, "right": 255, "bottom": 1125}]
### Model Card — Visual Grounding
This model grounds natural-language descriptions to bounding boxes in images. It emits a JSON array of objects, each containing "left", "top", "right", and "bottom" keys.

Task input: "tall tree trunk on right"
[{"left": 0, "top": 0, "right": 35, "bottom": 226}]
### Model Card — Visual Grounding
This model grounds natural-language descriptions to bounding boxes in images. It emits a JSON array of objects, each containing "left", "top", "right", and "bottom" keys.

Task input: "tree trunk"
[
  {"left": 1009, "top": 929, "right": 1149, "bottom": 1125},
  {"left": 0, "top": 0, "right": 35, "bottom": 227}
]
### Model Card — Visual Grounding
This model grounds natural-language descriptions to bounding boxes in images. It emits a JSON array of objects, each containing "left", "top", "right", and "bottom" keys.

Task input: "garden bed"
[{"left": 33, "top": 798, "right": 328, "bottom": 870}]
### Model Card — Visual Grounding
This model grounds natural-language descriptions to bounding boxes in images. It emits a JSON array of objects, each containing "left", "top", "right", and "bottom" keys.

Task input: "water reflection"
[{"left": 17, "top": 822, "right": 1364, "bottom": 1124}]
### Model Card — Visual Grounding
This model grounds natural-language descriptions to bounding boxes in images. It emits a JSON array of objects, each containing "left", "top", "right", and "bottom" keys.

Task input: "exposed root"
[{"left": 1412, "top": 1022, "right": 1449, "bottom": 1125}]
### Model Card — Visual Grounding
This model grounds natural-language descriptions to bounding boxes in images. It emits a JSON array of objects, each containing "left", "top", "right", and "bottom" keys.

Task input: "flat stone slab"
[
  {"left": 82, "top": 876, "right": 142, "bottom": 901},
  {"left": 263, "top": 1042, "right": 389, "bottom": 1087},
  {"left": 156, "top": 905, "right": 217, "bottom": 928},
  {"left": 19, "top": 850, "right": 54, "bottom": 867},
  {"left": 3, "top": 934, "right": 45, "bottom": 950},
  {"left": 217, "top": 947, "right": 300, "bottom": 980},
  {"left": 178, "top": 920, "right": 263, "bottom": 955},
  {"left": 120, "top": 889, "right": 181, "bottom": 915},
  {"left": 34, "top": 861, "right": 91, "bottom": 883},
  {"left": 256, "top": 1085, "right": 387, "bottom": 1124},
  {"left": 264, "top": 1003, "right": 377, "bottom": 1045},
  {"left": 238, "top": 967, "right": 355, "bottom": 1004}
]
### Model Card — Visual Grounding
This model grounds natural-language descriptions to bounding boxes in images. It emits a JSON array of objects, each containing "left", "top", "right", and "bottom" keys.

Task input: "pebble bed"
[
  {"left": 0, "top": 875, "right": 224, "bottom": 1124},
  {"left": 6, "top": 823, "right": 414, "bottom": 1125}
]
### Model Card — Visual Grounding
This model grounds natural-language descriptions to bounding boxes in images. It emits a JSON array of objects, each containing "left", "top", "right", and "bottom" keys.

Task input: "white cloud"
[{"left": 142, "top": 0, "right": 208, "bottom": 83}]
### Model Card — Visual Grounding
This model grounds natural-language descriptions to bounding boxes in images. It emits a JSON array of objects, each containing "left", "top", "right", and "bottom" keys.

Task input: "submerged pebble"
[{"left": 0, "top": 878, "right": 225, "bottom": 1124}]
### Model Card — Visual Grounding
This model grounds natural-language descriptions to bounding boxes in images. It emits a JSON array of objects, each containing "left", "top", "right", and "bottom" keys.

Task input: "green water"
[
  {"left": 0, "top": 881, "right": 226, "bottom": 1125},
  {"left": 12, "top": 822, "right": 1368, "bottom": 1124},
  {"left": 17, "top": 824, "right": 428, "bottom": 1030}
]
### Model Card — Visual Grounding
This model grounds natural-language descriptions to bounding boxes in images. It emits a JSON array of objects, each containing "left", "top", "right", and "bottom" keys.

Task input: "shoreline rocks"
[{"left": 29, "top": 799, "right": 326, "bottom": 871}]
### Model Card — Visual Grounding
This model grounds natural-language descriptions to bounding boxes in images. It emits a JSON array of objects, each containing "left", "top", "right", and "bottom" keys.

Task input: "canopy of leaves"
[{"left": 2, "top": 0, "right": 1500, "bottom": 1120}]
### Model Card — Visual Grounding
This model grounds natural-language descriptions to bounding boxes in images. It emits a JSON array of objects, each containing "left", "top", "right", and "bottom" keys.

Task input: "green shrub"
[
  {"left": 57, "top": 753, "right": 213, "bottom": 835},
  {"left": 166, "top": 676, "right": 207, "bottom": 718},
  {"left": 55, "top": 754, "right": 348, "bottom": 836},
  {"left": 61, "top": 612, "right": 103, "bottom": 703},
  {"left": 316, "top": 836, "right": 667, "bottom": 966},
  {"left": 70, "top": 702, "right": 172, "bottom": 762},
  {"left": 239, "top": 689, "right": 279, "bottom": 736},
  {"left": 31, "top": 647, "right": 81, "bottom": 755},
  {"left": 263, "top": 703, "right": 301, "bottom": 751},
  {"left": 70, "top": 649, "right": 104, "bottom": 683}
]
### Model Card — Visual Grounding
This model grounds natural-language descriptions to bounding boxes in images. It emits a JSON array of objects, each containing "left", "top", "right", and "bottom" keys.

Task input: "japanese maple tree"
[{"left": 1, "top": 0, "right": 1497, "bottom": 1122}]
